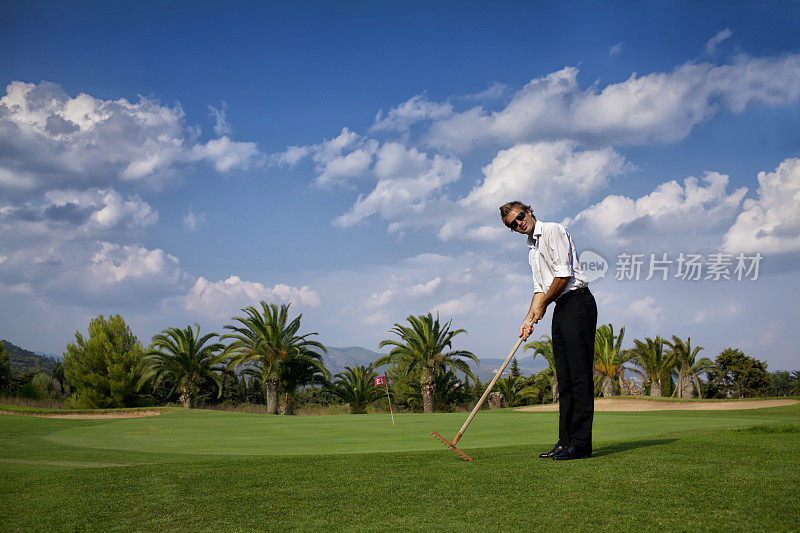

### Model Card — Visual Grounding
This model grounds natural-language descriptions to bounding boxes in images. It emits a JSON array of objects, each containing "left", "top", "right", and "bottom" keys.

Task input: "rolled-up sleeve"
[
  {"left": 532, "top": 275, "right": 545, "bottom": 294},
  {"left": 528, "top": 249, "right": 545, "bottom": 294},
  {"left": 546, "top": 224, "right": 574, "bottom": 278}
]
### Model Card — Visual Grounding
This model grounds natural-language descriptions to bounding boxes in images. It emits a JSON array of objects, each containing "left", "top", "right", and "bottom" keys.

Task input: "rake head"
[{"left": 431, "top": 431, "right": 473, "bottom": 462}]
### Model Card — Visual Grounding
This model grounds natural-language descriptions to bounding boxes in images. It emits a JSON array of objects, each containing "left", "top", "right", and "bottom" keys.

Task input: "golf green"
[
  {"left": 2, "top": 403, "right": 799, "bottom": 530},
  {"left": 35, "top": 403, "right": 800, "bottom": 455}
]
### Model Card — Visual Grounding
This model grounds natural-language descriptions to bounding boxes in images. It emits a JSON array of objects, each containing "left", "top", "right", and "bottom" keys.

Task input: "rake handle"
[{"left": 452, "top": 337, "right": 525, "bottom": 445}]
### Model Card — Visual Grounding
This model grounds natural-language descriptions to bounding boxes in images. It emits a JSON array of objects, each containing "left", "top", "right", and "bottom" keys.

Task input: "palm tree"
[
  {"left": 593, "top": 324, "right": 633, "bottom": 397},
  {"left": 431, "top": 370, "right": 469, "bottom": 412},
  {"left": 223, "top": 302, "right": 329, "bottom": 414},
  {"left": 139, "top": 324, "right": 226, "bottom": 408},
  {"left": 494, "top": 374, "right": 539, "bottom": 407},
  {"left": 532, "top": 368, "right": 557, "bottom": 403},
  {"left": 666, "top": 336, "right": 714, "bottom": 399},
  {"left": 523, "top": 335, "right": 558, "bottom": 403},
  {"left": 629, "top": 336, "right": 674, "bottom": 397},
  {"left": 278, "top": 352, "right": 331, "bottom": 415},
  {"left": 325, "top": 365, "right": 383, "bottom": 414},
  {"left": 791, "top": 371, "right": 800, "bottom": 396},
  {"left": 375, "top": 313, "right": 477, "bottom": 414},
  {"left": 404, "top": 369, "right": 470, "bottom": 412},
  {"left": 386, "top": 363, "right": 470, "bottom": 412}
]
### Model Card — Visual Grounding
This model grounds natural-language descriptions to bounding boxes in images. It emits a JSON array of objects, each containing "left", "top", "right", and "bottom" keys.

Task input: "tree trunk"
[
  {"left": 179, "top": 387, "right": 193, "bottom": 409},
  {"left": 551, "top": 376, "right": 559, "bottom": 403},
  {"left": 265, "top": 378, "right": 278, "bottom": 414},
  {"left": 421, "top": 368, "right": 435, "bottom": 414},
  {"left": 681, "top": 371, "right": 694, "bottom": 399},
  {"left": 487, "top": 392, "right": 504, "bottom": 409},
  {"left": 601, "top": 374, "right": 615, "bottom": 397},
  {"left": 693, "top": 374, "right": 703, "bottom": 399},
  {"left": 650, "top": 379, "right": 662, "bottom": 397},
  {"left": 278, "top": 391, "right": 294, "bottom": 415}
]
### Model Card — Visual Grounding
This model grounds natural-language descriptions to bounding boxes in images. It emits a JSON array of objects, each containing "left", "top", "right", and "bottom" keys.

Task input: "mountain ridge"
[
  {"left": 323, "top": 346, "right": 546, "bottom": 380},
  {"left": 2, "top": 339, "right": 59, "bottom": 376},
  {"left": 1, "top": 340, "right": 548, "bottom": 382}
]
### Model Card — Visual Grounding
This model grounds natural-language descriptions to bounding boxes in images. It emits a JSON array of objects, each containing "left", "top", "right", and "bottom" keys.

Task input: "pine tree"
[
  {"left": 63, "top": 314, "right": 146, "bottom": 408},
  {"left": 0, "top": 342, "right": 10, "bottom": 393}
]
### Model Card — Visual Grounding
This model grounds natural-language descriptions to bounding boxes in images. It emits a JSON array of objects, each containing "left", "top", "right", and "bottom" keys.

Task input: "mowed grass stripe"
[
  {"left": 31, "top": 403, "right": 800, "bottom": 456},
  {"left": 2, "top": 405, "right": 799, "bottom": 530},
  {"left": 2, "top": 427, "right": 799, "bottom": 531}
]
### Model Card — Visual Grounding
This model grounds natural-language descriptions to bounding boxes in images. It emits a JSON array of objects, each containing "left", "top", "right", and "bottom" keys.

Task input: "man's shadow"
[{"left": 592, "top": 438, "right": 676, "bottom": 457}]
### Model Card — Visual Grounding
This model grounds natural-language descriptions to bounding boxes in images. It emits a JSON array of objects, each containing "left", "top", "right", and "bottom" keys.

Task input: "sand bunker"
[
  {"left": 0, "top": 410, "right": 162, "bottom": 419},
  {"left": 516, "top": 398, "right": 798, "bottom": 412}
]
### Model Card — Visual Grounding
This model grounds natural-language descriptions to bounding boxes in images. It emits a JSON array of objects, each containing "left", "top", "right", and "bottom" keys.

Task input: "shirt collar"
[{"left": 526, "top": 219, "right": 543, "bottom": 248}]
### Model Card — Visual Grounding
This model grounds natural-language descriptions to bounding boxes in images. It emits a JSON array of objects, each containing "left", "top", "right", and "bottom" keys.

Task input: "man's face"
[{"left": 503, "top": 207, "right": 533, "bottom": 234}]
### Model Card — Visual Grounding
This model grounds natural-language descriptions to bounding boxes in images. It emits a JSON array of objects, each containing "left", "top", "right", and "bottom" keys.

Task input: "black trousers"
[{"left": 551, "top": 287, "right": 597, "bottom": 451}]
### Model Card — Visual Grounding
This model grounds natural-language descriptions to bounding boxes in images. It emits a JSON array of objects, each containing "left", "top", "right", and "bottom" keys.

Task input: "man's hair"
[{"left": 499, "top": 201, "right": 532, "bottom": 225}]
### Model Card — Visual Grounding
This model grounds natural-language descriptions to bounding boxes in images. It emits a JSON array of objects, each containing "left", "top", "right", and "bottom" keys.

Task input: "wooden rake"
[{"left": 431, "top": 337, "right": 525, "bottom": 462}]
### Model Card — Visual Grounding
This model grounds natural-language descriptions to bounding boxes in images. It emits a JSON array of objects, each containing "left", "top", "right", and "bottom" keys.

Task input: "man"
[{"left": 500, "top": 201, "right": 597, "bottom": 460}]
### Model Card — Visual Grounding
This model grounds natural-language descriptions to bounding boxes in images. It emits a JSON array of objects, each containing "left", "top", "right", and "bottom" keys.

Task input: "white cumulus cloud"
[
  {"left": 184, "top": 275, "right": 321, "bottom": 319},
  {"left": 334, "top": 142, "right": 462, "bottom": 228},
  {"left": 566, "top": 171, "right": 748, "bottom": 249},
  {"left": 723, "top": 158, "right": 800, "bottom": 254},
  {"left": 436, "top": 141, "right": 627, "bottom": 242},
  {"left": 425, "top": 55, "right": 800, "bottom": 151},
  {"left": 463, "top": 141, "right": 627, "bottom": 213},
  {"left": 365, "top": 276, "right": 442, "bottom": 309},
  {"left": 371, "top": 94, "right": 453, "bottom": 132},
  {"left": 431, "top": 292, "right": 478, "bottom": 317},
  {"left": 626, "top": 296, "right": 664, "bottom": 329},
  {"left": 90, "top": 242, "right": 182, "bottom": 285},
  {"left": 0, "top": 187, "right": 157, "bottom": 249},
  {"left": 0, "top": 81, "right": 263, "bottom": 197},
  {"left": 272, "top": 128, "right": 378, "bottom": 188}
]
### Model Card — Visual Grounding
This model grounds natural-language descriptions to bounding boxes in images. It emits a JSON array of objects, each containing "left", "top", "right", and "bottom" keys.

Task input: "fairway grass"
[{"left": 2, "top": 404, "right": 799, "bottom": 531}]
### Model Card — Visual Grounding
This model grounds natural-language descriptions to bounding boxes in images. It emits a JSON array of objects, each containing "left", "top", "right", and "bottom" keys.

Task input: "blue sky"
[{"left": 1, "top": 1, "right": 799, "bottom": 370}]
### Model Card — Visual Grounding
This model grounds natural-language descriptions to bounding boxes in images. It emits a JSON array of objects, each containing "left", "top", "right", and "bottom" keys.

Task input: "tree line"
[
  {"left": 508, "top": 327, "right": 790, "bottom": 408},
  {"left": 1, "top": 302, "right": 798, "bottom": 413}
]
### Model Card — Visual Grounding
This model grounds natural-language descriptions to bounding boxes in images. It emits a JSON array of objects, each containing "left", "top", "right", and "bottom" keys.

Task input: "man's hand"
[
  {"left": 520, "top": 292, "right": 546, "bottom": 340},
  {"left": 519, "top": 320, "right": 534, "bottom": 340}
]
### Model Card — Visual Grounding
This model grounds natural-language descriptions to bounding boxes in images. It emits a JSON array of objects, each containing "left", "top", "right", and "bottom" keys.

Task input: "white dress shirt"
[{"left": 527, "top": 220, "right": 588, "bottom": 297}]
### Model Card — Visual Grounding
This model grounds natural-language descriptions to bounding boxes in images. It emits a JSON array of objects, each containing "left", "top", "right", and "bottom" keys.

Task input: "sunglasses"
[{"left": 506, "top": 210, "right": 527, "bottom": 231}]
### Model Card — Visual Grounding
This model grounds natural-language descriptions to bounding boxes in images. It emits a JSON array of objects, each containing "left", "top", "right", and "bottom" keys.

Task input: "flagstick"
[{"left": 384, "top": 381, "right": 395, "bottom": 427}]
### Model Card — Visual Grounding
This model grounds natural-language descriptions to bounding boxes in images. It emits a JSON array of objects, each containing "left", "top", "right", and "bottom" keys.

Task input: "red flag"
[{"left": 374, "top": 375, "right": 387, "bottom": 387}]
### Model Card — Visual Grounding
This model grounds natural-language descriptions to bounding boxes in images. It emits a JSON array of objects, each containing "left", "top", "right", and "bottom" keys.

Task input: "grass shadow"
[
  {"left": 592, "top": 438, "right": 677, "bottom": 457},
  {"left": 731, "top": 423, "right": 800, "bottom": 434}
]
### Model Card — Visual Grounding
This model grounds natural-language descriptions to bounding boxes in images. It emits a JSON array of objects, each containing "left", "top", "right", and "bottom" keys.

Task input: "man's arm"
[
  {"left": 540, "top": 276, "right": 570, "bottom": 311},
  {"left": 519, "top": 277, "right": 570, "bottom": 340},
  {"left": 520, "top": 223, "right": 574, "bottom": 339},
  {"left": 527, "top": 224, "right": 575, "bottom": 326},
  {"left": 519, "top": 292, "right": 544, "bottom": 340}
]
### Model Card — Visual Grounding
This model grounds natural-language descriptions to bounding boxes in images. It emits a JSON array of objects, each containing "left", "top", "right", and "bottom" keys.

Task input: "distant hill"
[
  {"left": 2, "top": 339, "right": 59, "bottom": 376},
  {"left": 322, "top": 345, "right": 546, "bottom": 381},
  {"left": 0, "top": 338, "right": 547, "bottom": 382},
  {"left": 323, "top": 346, "right": 384, "bottom": 375},
  {"left": 474, "top": 356, "right": 547, "bottom": 381}
]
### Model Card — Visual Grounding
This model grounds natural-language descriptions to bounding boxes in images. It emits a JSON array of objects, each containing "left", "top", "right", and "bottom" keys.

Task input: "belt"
[{"left": 556, "top": 286, "right": 591, "bottom": 304}]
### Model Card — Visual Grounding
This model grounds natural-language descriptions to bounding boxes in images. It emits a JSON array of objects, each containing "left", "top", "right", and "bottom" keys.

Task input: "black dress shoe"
[
  {"left": 552, "top": 444, "right": 591, "bottom": 460},
  {"left": 538, "top": 444, "right": 565, "bottom": 458}
]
